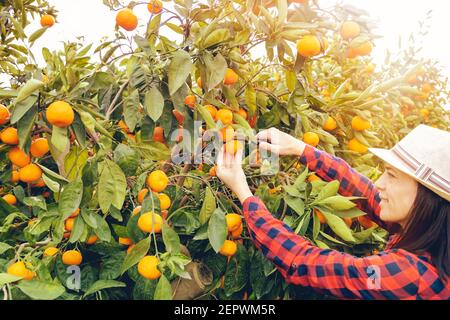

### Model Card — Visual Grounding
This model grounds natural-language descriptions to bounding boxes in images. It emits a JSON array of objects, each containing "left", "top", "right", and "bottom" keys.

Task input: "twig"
[
  {"left": 2, "top": 286, "right": 8, "bottom": 300},
  {"left": 105, "top": 80, "right": 129, "bottom": 119}
]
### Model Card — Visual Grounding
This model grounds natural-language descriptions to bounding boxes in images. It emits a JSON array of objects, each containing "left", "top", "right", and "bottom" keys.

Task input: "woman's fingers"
[
  {"left": 256, "top": 128, "right": 276, "bottom": 142},
  {"left": 259, "top": 141, "right": 281, "bottom": 155}
]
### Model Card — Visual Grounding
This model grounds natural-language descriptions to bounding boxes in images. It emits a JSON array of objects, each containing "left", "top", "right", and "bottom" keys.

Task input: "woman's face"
[{"left": 374, "top": 164, "right": 418, "bottom": 227}]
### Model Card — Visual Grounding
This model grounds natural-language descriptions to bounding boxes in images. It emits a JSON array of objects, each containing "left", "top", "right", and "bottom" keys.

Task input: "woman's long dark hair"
[{"left": 392, "top": 183, "right": 450, "bottom": 280}]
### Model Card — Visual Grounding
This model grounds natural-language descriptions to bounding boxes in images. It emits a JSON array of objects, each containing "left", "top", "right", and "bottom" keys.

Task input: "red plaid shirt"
[{"left": 242, "top": 145, "right": 450, "bottom": 300}]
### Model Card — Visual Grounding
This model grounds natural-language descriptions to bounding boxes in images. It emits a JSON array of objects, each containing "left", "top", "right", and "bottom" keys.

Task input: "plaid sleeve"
[
  {"left": 243, "top": 196, "right": 422, "bottom": 300},
  {"left": 299, "top": 145, "right": 383, "bottom": 227}
]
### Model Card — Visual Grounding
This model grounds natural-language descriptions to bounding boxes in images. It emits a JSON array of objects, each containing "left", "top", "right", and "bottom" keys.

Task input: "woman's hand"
[
  {"left": 256, "top": 128, "right": 306, "bottom": 156},
  {"left": 215, "top": 146, "right": 253, "bottom": 204}
]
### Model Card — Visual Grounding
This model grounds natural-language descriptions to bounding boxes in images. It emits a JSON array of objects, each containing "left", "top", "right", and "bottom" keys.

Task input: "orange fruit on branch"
[
  {"left": 137, "top": 188, "right": 149, "bottom": 204},
  {"left": 226, "top": 213, "right": 242, "bottom": 232},
  {"left": 223, "top": 68, "right": 239, "bottom": 85},
  {"left": 0, "top": 104, "right": 10, "bottom": 125},
  {"left": 215, "top": 109, "right": 233, "bottom": 125},
  {"left": 2, "top": 194, "right": 17, "bottom": 205},
  {"left": 158, "top": 193, "right": 171, "bottom": 210},
  {"left": 147, "top": 0, "right": 163, "bottom": 14},
  {"left": 303, "top": 132, "right": 320, "bottom": 147},
  {"left": 19, "top": 163, "right": 42, "bottom": 183},
  {"left": 340, "top": 21, "right": 361, "bottom": 40},
  {"left": 315, "top": 210, "right": 326, "bottom": 224},
  {"left": 209, "top": 166, "right": 216, "bottom": 177},
  {"left": 348, "top": 138, "right": 368, "bottom": 153},
  {"left": 172, "top": 110, "right": 185, "bottom": 125},
  {"left": 70, "top": 208, "right": 80, "bottom": 218},
  {"left": 351, "top": 116, "right": 371, "bottom": 131},
  {"left": 358, "top": 216, "right": 377, "bottom": 229},
  {"left": 11, "top": 170, "right": 19, "bottom": 183},
  {"left": 184, "top": 95, "right": 196, "bottom": 109},
  {"left": 230, "top": 224, "right": 243, "bottom": 239},
  {"left": 146, "top": 170, "right": 169, "bottom": 192},
  {"left": 1, "top": 127, "right": 19, "bottom": 145},
  {"left": 323, "top": 116, "right": 337, "bottom": 131},
  {"left": 138, "top": 255, "right": 161, "bottom": 280},
  {"left": 118, "top": 120, "right": 131, "bottom": 133},
  {"left": 204, "top": 104, "right": 218, "bottom": 119},
  {"left": 138, "top": 212, "right": 163, "bottom": 233},
  {"left": 46, "top": 101, "right": 75, "bottom": 128},
  {"left": 62, "top": 250, "right": 82, "bottom": 266},
  {"left": 219, "top": 240, "right": 237, "bottom": 257},
  {"left": 7, "top": 261, "right": 35, "bottom": 280},
  {"left": 236, "top": 108, "right": 248, "bottom": 120},
  {"left": 153, "top": 126, "right": 165, "bottom": 143},
  {"left": 8, "top": 147, "right": 31, "bottom": 168},
  {"left": 40, "top": 14, "right": 55, "bottom": 27},
  {"left": 116, "top": 8, "right": 138, "bottom": 31},
  {"left": 65, "top": 217, "right": 75, "bottom": 232},
  {"left": 132, "top": 206, "right": 142, "bottom": 216},
  {"left": 119, "top": 237, "right": 133, "bottom": 246},
  {"left": 86, "top": 235, "right": 98, "bottom": 245},
  {"left": 43, "top": 247, "right": 59, "bottom": 257},
  {"left": 296, "top": 35, "right": 321, "bottom": 57},
  {"left": 30, "top": 138, "right": 50, "bottom": 158}
]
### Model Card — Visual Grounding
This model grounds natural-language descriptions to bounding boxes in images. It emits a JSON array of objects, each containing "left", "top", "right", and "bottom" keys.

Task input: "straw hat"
[{"left": 369, "top": 125, "right": 450, "bottom": 202}]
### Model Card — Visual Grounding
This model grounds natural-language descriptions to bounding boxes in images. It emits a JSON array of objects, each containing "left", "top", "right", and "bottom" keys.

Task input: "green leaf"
[
  {"left": 168, "top": 50, "right": 192, "bottom": 95},
  {"left": 51, "top": 126, "right": 69, "bottom": 153},
  {"left": 11, "top": 94, "right": 37, "bottom": 124},
  {"left": 69, "top": 216, "right": 86, "bottom": 243},
  {"left": 23, "top": 196, "right": 47, "bottom": 210},
  {"left": 0, "top": 273, "right": 22, "bottom": 286},
  {"left": 202, "top": 28, "right": 230, "bottom": 49},
  {"left": 284, "top": 196, "right": 305, "bottom": 216},
  {"left": 92, "top": 214, "right": 111, "bottom": 242},
  {"left": 58, "top": 179, "right": 83, "bottom": 219},
  {"left": 98, "top": 160, "right": 127, "bottom": 214},
  {"left": 203, "top": 52, "right": 227, "bottom": 91},
  {"left": 17, "top": 280, "right": 65, "bottom": 300},
  {"left": 207, "top": 208, "right": 227, "bottom": 253},
  {"left": 196, "top": 104, "right": 217, "bottom": 130},
  {"left": 15, "top": 79, "right": 44, "bottom": 104},
  {"left": 154, "top": 275, "right": 172, "bottom": 300},
  {"left": 320, "top": 210, "right": 356, "bottom": 243},
  {"left": 144, "top": 87, "right": 164, "bottom": 122},
  {"left": 162, "top": 222, "right": 180, "bottom": 254},
  {"left": 114, "top": 144, "right": 139, "bottom": 176},
  {"left": 0, "top": 243, "right": 13, "bottom": 255},
  {"left": 83, "top": 280, "right": 126, "bottom": 298},
  {"left": 123, "top": 89, "right": 139, "bottom": 132},
  {"left": 316, "top": 180, "right": 340, "bottom": 202},
  {"left": 64, "top": 146, "right": 89, "bottom": 181},
  {"left": 245, "top": 85, "right": 257, "bottom": 116},
  {"left": 78, "top": 110, "right": 96, "bottom": 133},
  {"left": 28, "top": 27, "right": 47, "bottom": 44},
  {"left": 199, "top": 187, "right": 216, "bottom": 224},
  {"left": 317, "top": 196, "right": 356, "bottom": 210},
  {"left": 17, "top": 104, "right": 37, "bottom": 150},
  {"left": 120, "top": 237, "right": 151, "bottom": 275}
]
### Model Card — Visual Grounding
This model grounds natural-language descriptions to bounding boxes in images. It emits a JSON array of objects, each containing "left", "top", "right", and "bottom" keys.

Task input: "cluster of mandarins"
[
  {"left": 116, "top": 0, "right": 163, "bottom": 32},
  {"left": 403, "top": 68, "right": 435, "bottom": 120},
  {"left": 0, "top": 101, "right": 75, "bottom": 205}
]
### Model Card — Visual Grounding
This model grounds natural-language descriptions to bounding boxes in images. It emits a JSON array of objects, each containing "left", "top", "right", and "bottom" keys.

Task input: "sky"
[{"left": 6, "top": 0, "right": 450, "bottom": 103}]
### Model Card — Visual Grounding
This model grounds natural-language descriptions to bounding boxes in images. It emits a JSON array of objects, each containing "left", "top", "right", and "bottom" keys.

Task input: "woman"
[{"left": 216, "top": 124, "right": 450, "bottom": 300}]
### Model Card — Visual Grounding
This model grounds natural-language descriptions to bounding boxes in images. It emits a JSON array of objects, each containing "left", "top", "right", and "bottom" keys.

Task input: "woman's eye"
[{"left": 388, "top": 172, "right": 395, "bottom": 178}]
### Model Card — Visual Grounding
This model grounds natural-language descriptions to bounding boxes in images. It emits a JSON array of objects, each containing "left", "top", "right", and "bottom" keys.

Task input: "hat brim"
[{"left": 369, "top": 148, "right": 450, "bottom": 202}]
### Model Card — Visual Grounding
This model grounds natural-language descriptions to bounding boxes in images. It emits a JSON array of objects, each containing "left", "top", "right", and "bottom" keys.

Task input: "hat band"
[{"left": 392, "top": 145, "right": 450, "bottom": 194}]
